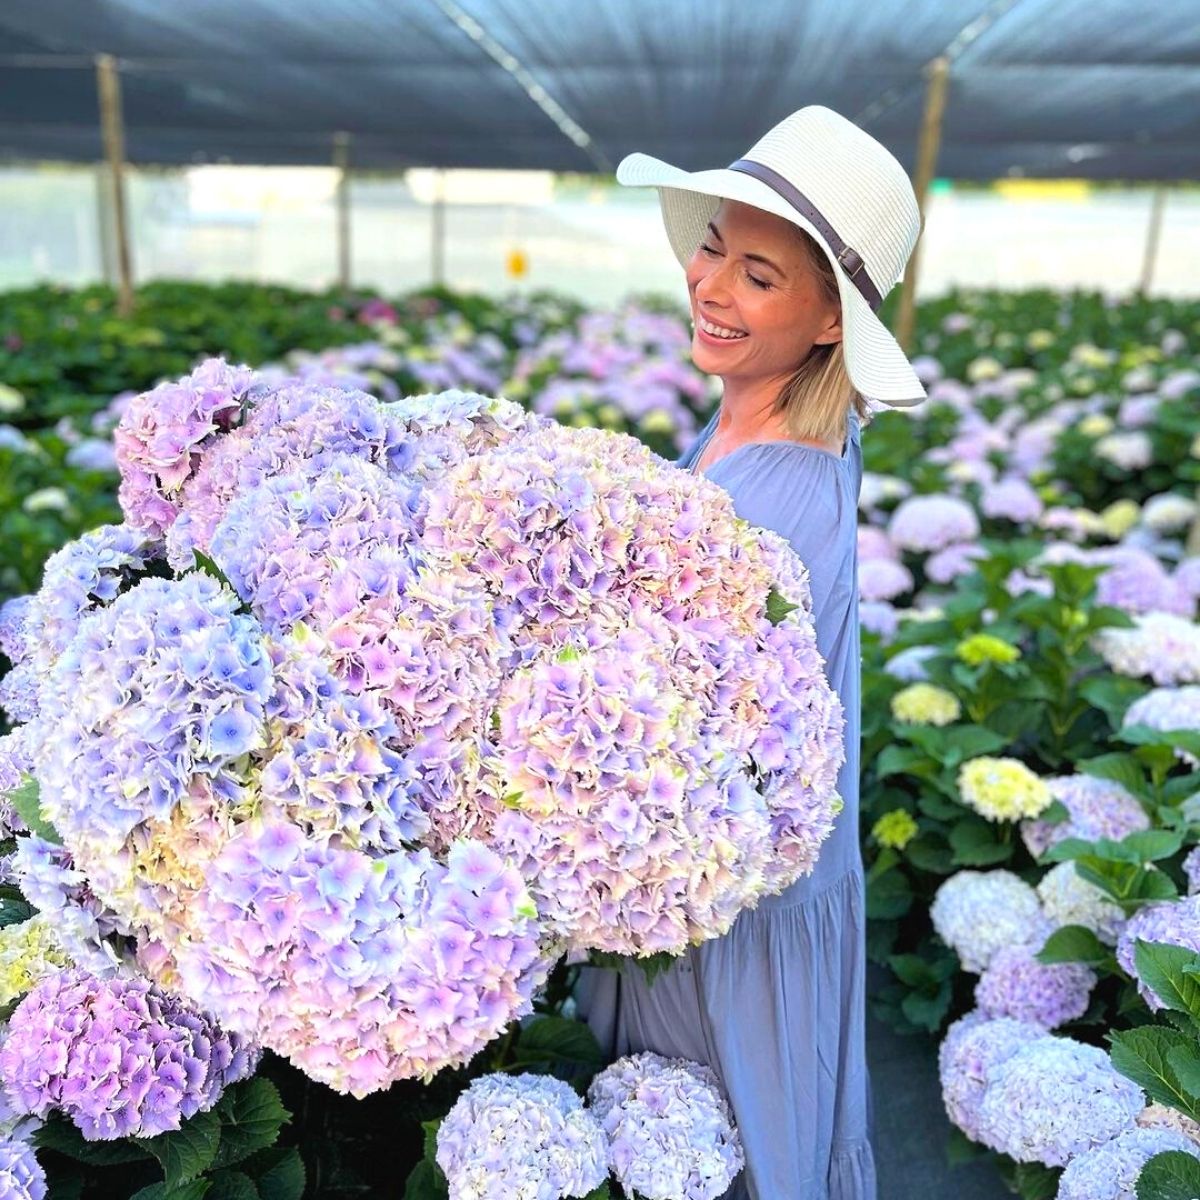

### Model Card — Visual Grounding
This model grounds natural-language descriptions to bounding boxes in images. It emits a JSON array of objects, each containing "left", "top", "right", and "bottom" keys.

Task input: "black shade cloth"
[{"left": 1, "top": 0, "right": 1198, "bottom": 178}]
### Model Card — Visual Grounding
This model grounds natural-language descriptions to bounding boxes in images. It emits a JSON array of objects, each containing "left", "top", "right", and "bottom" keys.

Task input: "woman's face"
[{"left": 684, "top": 199, "right": 842, "bottom": 382}]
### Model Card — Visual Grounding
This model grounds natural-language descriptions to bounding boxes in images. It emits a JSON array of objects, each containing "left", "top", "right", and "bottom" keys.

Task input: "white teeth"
[{"left": 698, "top": 316, "right": 747, "bottom": 340}]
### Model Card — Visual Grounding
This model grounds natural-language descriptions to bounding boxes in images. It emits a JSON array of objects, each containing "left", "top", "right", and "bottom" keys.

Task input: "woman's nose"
[{"left": 693, "top": 262, "right": 730, "bottom": 305}]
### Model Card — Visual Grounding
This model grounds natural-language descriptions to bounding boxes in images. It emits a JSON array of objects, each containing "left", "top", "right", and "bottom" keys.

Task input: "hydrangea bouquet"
[{"left": 0, "top": 358, "right": 845, "bottom": 1100}]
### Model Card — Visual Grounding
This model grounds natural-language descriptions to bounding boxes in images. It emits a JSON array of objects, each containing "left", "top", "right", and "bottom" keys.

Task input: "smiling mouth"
[{"left": 695, "top": 314, "right": 748, "bottom": 340}]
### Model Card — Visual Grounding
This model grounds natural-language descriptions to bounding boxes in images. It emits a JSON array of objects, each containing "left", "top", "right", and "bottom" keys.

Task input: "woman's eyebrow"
[{"left": 707, "top": 222, "right": 785, "bottom": 276}]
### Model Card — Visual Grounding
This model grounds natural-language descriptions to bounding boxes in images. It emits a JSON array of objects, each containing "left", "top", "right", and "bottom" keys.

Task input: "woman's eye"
[
  {"left": 699, "top": 243, "right": 718, "bottom": 255},
  {"left": 747, "top": 272, "right": 771, "bottom": 290}
]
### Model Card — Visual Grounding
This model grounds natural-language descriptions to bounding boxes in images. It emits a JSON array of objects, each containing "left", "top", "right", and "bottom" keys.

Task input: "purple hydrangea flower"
[
  {"left": 938, "top": 1013, "right": 1049, "bottom": 1141},
  {"left": 888, "top": 495, "right": 980, "bottom": 554},
  {"left": 976, "top": 1037, "right": 1144, "bottom": 1166},
  {"left": 1117, "top": 896, "right": 1200, "bottom": 1010},
  {"left": 0, "top": 969, "right": 257, "bottom": 1140},
  {"left": 974, "top": 943, "right": 1095, "bottom": 1029},
  {"left": 1021, "top": 775, "right": 1150, "bottom": 859},
  {"left": 1057, "top": 1126, "right": 1200, "bottom": 1200},
  {"left": 435, "top": 1073, "right": 607, "bottom": 1200},
  {"left": 587, "top": 1052, "right": 744, "bottom": 1200},
  {"left": 0, "top": 1138, "right": 45, "bottom": 1200},
  {"left": 931, "top": 871, "right": 1048, "bottom": 973}
]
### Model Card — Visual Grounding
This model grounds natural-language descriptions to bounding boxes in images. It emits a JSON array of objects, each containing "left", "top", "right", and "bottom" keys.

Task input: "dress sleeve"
[{"left": 712, "top": 444, "right": 856, "bottom": 625}]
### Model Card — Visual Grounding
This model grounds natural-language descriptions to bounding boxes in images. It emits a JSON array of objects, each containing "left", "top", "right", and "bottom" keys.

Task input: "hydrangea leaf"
[
  {"left": 402, "top": 1159, "right": 448, "bottom": 1200},
  {"left": 241, "top": 1147, "right": 304, "bottom": 1200},
  {"left": 129, "top": 1182, "right": 212, "bottom": 1200},
  {"left": 9, "top": 774, "right": 60, "bottom": 845},
  {"left": 1036, "top": 925, "right": 1109, "bottom": 969},
  {"left": 1134, "top": 942, "right": 1200, "bottom": 1022},
  {"left": 204, "top": 1171, "right": 258, "bottom": 1200},
  {"left": 135, "top": 1109, "right": 222, "bottom": 1189},
  {"left": 764, "top": 587, "right": 799, "bottom": 626},
  {"left": 513, "top": 1016, "right": 605, "bottom": 1072},
  {"left": 1109, "top": 1027, "right": 1200, "bottom": 1120},
  {"left": 211, "top": 1079, "right": 289, "bottom": 1170},
  {"left": 1137, "top": 1150, "right": 1200, "bottom": 1200}
]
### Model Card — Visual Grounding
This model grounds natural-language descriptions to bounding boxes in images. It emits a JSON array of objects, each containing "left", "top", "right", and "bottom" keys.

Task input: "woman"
[{"left": 576, "top": 106, "right": 927, "bottom": 1199}]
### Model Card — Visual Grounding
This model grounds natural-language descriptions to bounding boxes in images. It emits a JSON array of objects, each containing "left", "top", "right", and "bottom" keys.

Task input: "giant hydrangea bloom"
[
  {"left": 887, "top": 494, "right": 980, "bottom": 553},
  {"left": 1037, "top": 861, "right": 1127, "bottom": 945},
  {"left": 587, "top": 1052, "right": 744, "bottom": 1200},
  {"left": 0, "top": 969, "right": 257, "bottom": 1140},
  {"left": 976, "top": 1037, "right": 1144, "bottom": 1166},
  {"left": 1094, "top": 613, "right": 1200, "bottom": 686},
  {"left": 435, "top": 1073, "right": 607, "bottom": 1200}
]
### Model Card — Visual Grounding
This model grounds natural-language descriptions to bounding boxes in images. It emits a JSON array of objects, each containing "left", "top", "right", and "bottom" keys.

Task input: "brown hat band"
[{"left": 728, "top": 158, "right": 884, "bottom": 312}]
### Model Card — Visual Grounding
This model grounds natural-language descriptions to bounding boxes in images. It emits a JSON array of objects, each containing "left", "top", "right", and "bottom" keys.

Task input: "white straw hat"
[{"left": 618, "top": 105, "right": 926, "bottom": 407}]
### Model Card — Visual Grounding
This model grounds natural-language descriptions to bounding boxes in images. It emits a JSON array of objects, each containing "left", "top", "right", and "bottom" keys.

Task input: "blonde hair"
[{"left": 772, "top": 227, "right": 871, "bottom": 446}]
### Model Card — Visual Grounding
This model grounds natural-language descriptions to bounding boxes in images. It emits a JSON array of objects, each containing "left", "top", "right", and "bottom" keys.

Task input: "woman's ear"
[{"left": 812, "top": 312, "right": 843, "bottom": 346}]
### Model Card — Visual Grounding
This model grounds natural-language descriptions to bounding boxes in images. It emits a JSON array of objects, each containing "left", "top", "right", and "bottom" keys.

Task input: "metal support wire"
[{"left": 429, "top": 0, "right": 612, "bottom": 173}]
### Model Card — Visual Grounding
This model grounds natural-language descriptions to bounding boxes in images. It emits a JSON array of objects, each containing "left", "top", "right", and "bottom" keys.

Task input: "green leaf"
[
  {"left": 129, "top": 1184, "right": 212, "bottom": 1200},
  {"left": 1137, "top": 1150, "right": 1200, "bottom": 1200},
  {"left": 1122, "top": 830, "right": 1183, "bottom": 862},
  {"left": 243, "top": 1147, "right": 305, "bottom": 1200},
  {"left": 949, "top": 819, "right": 1012, "bottom": 867},
  {"left": 403, "top": 1160, "right": 449, "bottom": 1200},
  {"left": 1110, "top": 1027, "right": 1200, "bottom": 1119},
  {"left": 1123, "top": 724, "right": 1200, "bottom": 762},
  {"left": 212, "top": 1079, "right": 289, "bottom": 1170},
  {"left": 1166, "top": 1043, "right": 1200, "bottom": 1101},
  {"left": 1037, "top": 925, "right": 1109, "bottom": 968},
  {"left": 513, "top": 1016, "right": 605, "bottom": 1072},
  {"left": 421, "top": 1118, "right": 442, "bottom": 1165},
  {"left": 903, "top": 836, "right": 954, "bottom": 875},
  {"left": 900, "top": 983, "right": 952, "bottom": 1032},
  {"left": 765, "top": 587, "right": 799, "bottom": 625},
  {"left": 580, "top": 1185, "right": 612, "bottom": 1200},
  {"left": 136, "top": 1109, "right": 222, "bottom": 1188},
  {"left": 866, "top": 870, "right": 912, "bottom": 919},
  {"left": 888, "top": 954, "right": 939, "bottom": 989},
  {"left": 945, "top": 1126, "right": 988, "bottom": 1165},
  {"left": 191, "top": 550, "right": 237, "bottom": 594},
  {"left": 938, "top": 724, "right": 1011, "bottom": 763},
  {"left": 34, "top": 1115, "right": 154, "bottom": 1166},
  {"left": 9, "top": 774, "right": 60, "bottom": 844},
  {"left": 1012, "top": 1161, "right": 1061, "bottom": 1200},
  {"left": 876, "top": 745, "right": 934, "bottom": 780},
  {"left": 1135, "top": 942, "right": 1200, "bottom": 1019},
  {"left": 1077, "top": 752, "right": 1149, "bottom": 799},
  {"left": 205, "top": 1172, "right": 259, "bottom": 1200}
]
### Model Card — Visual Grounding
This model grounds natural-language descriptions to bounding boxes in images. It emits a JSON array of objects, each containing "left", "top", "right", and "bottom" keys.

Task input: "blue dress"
[{"left": 576, "top": 408, "right": 875, "bottom": 1200}]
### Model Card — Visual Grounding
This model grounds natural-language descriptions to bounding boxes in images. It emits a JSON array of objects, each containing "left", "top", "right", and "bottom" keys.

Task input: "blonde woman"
[{"left": 578, "top": 107, "right": 927, "bottom": 1199}]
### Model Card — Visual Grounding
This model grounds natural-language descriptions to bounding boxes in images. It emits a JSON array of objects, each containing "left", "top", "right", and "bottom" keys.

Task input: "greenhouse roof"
[{"left": 1, "top": 0, "right": 1198, "bottom": 179}]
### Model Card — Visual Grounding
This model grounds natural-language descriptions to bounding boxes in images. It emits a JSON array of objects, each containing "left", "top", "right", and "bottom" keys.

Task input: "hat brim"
[{"left": 617, "top": 152, "right": 926, "bottom": 408}]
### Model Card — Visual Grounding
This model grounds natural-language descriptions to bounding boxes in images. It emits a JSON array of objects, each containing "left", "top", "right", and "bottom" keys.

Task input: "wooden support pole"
[
  {"left": 333, "top": 131, "right": 352, "bottom": 290},
  {"left": 95, "top": 53, "right": 134, "bottom": 317},
  {"left": 1137, "top": 185, "right": 1167, "bottom": 297},
  {"left": 431, "top": 169, "right": 446, "bottom": 288},
  {"left": 895, "top": 55, "right": 951, "bottom": 356}
]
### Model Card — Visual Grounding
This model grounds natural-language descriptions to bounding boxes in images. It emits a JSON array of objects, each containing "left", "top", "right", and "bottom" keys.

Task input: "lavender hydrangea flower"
[
  {"left": 974, "top": 943, "right": 1095, "bottom": 1029},
  {"left": 587, "top": 1052, "right": 744, "bottom": 1200},
  {"left": 0, "top": 968, "right": 257, "bottom": 1140},
  {"left": 115, "top": 358, "right": 259, "bottom": 534},
  {"left": 1057, "top": 1126, "right": 1200, "bottom": 1200},
  {"left": 170, "top": 826, "right": 548, "bottom": 1095},
  {"left": 1021, "top": 775, "right": 1150, "bottom": 859},
  {"left": 888, "top": 495, "right": 980, "bottom": 553},
  {"left": 1183, "top": 847, "right": 1200, "bottom": 897},
  {"left": 938, "top": 1013, "right": 1049, "bottom": 1140},
  {"left": 976, "top": 1037, "right": 1144, "bottom": 1166},
  {"left": 884, "top": 644, "right": 938, "bottom": 683},
  {"left": 858, "top": 558, "right": 913, "bottom": 603},
  {"left": 0, "top": 1138, "right": 45, "bottom": 1200},
  {"left": 931, "top": 871, "right": 1048, "bottom": 973},
  {"left": 435, "top": 1074, "right": 607, "bottom": 1200},
  {"left": 1122, "top": 687, "right": 1200, "bottom": 767},
  {"left": 1094, "top": 613, "right": 1200, "bottom": 685},
  {"left": 980, "top": 477, "right": 1044, "bottom": 523},
  {"left": 926, "top": 542, "right": 987, "bottom": 585},
  {"left": 1117, "top": 896, "right": 1200, "bottom": 1010}
]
